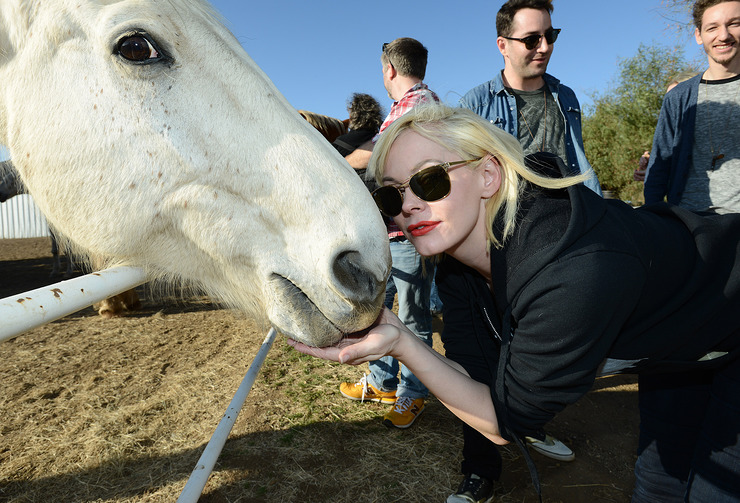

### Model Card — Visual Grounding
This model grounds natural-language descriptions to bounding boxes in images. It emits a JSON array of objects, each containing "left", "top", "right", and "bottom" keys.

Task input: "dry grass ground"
[{"left": 1, "top": 238, "right": 639, "bottom": 502}]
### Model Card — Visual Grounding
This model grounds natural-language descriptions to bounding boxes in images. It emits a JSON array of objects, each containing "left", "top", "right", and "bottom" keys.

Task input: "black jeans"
[
  {"left": 459, "top": 423, "right": 503, "bottom": 481},
  {"left": 632, "top": 359, "right": 740, "bottom": 502}
]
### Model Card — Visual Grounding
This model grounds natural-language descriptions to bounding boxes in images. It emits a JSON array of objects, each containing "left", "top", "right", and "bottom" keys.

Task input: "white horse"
[{"left": 0, "top": 0, "right": 390, "bottom": 346}]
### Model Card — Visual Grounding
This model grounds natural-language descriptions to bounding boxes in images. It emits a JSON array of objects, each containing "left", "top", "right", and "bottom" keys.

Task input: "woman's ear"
[{"left": 481, "top": 155, "right": 502, "bottom": 198}]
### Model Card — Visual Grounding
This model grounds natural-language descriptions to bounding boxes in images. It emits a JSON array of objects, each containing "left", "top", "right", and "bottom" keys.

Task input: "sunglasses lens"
[
  {"left": 523, "top": 35, "right": 541, "bottom": 50},
  {"left": 372, "top": 186, "right": 403, "bottom": 216},
  {"left": 371, "top": 165, "right": 453, "bottom": 217},
  {"left": 545, "top": 29, "right": 560, "bottom": 44},
  {"left": 409, "top": 166, "right": 451, "bottom": 201}
]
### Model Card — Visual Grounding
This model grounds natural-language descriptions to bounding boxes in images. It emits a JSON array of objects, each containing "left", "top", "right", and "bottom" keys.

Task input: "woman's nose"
[{"left": 400, "top": 188, "right": 424, "bottom": 214}]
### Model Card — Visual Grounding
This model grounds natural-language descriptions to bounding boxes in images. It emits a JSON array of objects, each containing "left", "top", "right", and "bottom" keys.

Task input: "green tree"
[{"left": 583, "top": 43, "right": 696, "bottom": 204}]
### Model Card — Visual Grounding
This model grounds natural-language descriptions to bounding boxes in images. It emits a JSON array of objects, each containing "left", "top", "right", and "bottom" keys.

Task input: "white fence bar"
[
  {"left": 3, "top": 261, "right": 276, "bottom": 502},
  {"left": 177, "top": 327, "right": 278, "bottom": 503},
  {"left": 0, "top": 266, "right": 147, "bottom": 342}
]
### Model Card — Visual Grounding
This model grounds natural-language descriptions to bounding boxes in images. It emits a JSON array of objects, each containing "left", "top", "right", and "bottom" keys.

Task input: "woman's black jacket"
[{"left": 436, "top": 154, "right": 740, "bottom": 441}]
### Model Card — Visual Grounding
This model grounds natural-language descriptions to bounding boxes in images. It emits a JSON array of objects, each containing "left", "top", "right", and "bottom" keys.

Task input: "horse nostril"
[{"left": 332, "top": 250, "right": 382, "bottom": 302}]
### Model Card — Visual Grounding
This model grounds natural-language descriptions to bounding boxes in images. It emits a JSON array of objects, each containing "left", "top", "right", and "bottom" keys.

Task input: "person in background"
[
  {"left": 635, "top": 1, "right": 740, "bottom": 500},
  {"left": 459, "top": 0, "right": 600, "bottom": 195},
  {"left": 633, "top": 70, "right": 699, "bottom": 183},
  {"left": 338, "top": 38, "right": 438, "bottom": 430},
  {"left": 333, "top": 93, "right": 384, "bottom": 192},
  {"left": 333, "top": 93, "right": 384, "bottom": 160},
  {"left": 453, "top": 0, "right": 592, "bottom": 499},
  {"left": 643, "top": 0, "right": 740, "bottom": 211}
]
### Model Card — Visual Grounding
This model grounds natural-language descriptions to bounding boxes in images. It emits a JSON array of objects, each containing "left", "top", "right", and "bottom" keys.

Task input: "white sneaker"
[{"left": 525, "top": 434, "right": 575, "bottom": 462}]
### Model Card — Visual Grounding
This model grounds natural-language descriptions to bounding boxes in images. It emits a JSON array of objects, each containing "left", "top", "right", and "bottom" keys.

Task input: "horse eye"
[{"left": 116, "top": 34, "right": 161, "bottom": 63}]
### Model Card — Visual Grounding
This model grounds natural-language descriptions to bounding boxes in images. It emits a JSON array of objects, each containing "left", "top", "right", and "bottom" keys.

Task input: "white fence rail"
[
  {"left": 177, "top": 328, "right": 277, "bottom": 503},
  {"left": 0, "top": 266, "right": 147, "bottom": 342},
  {"left": 1, "top": 265, "right": 278, "bottom": 501}
]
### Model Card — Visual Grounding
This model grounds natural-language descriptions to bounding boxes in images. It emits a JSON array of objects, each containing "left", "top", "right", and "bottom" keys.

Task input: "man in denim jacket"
[
  {"left": 459, "top": 2, "right": 601, "bottom": 197},
  {"left": 448, "top": 1, "right": 600, "bottom": 502},
  {"left": 459, "top": 73, "right": 600, "bottom": 195}
]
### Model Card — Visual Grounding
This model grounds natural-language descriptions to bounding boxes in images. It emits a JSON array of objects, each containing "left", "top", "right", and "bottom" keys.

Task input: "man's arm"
[
  {"left": 643, "top": 99, "right": 677, "bottom": 204},
  {"left": 345, "top": 141, "right": 373, "bottom": 170}
]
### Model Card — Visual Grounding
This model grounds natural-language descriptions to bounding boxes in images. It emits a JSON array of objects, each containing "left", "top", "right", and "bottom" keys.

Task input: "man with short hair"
[
  {"left": 635, "top": 1, "right": 740, "bottom": 501},
  {"left": 459, "top": 0, "right": 601, "bottom": 194},
  {"left": 644, "top": 0, "right": 740, "bottom": 212},
  {"left": 449, "top": 1, "right": 597, "bottom": 501},
  {"left": 344, "top": 38, "right": 438, "bottom": 170},
  {"left": 339, "top": 37, "right": 438, "bottom": 430}
]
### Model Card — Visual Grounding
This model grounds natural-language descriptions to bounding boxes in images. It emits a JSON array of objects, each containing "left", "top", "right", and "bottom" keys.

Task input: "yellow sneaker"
[
  {"left": 339, "top": 374, "right": 396, "bottom": 404},
  {"left": 383, "top": 397, "right": 425, "bottom": 429}
]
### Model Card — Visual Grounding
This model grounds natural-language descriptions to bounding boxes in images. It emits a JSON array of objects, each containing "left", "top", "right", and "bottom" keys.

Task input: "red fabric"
[
  {"left": 373, "top": 83, "right": 440, "bottom": 238},
  {"left": 375, "top": 83, "right": 440, "bottom": 141}
]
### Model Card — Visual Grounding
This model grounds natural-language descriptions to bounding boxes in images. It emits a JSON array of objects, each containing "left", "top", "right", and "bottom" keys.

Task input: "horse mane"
[{"left": 298, "top": 110, "right": 348, "bottom": 144}]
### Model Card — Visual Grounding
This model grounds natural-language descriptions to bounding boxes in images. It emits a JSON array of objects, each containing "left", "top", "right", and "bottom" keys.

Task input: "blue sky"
[{"left": 208, "top": 0, "right": 704, "bottom": 121}]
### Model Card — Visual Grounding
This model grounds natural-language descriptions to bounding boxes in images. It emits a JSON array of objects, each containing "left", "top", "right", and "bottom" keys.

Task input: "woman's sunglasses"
[
  {"left": 502, "top": 28, "right": 561, "bottom": 50},
  {"left": 371, "top": 158, "right": 482, "bottom": 217}
]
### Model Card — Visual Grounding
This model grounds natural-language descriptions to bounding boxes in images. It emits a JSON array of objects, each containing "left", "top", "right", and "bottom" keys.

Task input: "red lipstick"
[{"left": 408, "top": 221, "right": 440, "bottom": 237}]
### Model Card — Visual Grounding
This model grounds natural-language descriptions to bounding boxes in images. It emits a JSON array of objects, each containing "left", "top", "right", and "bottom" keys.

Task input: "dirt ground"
[{"left": 0, "top": 237, "right": 640, "bottom": 502}]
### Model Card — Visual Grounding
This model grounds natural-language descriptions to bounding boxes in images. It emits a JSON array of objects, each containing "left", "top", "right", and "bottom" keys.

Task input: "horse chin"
[{"left": 267, "top": 274, "right": 382, "bottom": 347}]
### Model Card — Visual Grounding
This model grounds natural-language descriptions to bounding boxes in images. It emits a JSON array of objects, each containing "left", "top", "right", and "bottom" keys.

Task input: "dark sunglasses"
[
  {"left": 502, "top": 28, "right": 561, "bottom": 50},
  {"left": 371, "top": 158, "right": 482, "bottom": 217}
]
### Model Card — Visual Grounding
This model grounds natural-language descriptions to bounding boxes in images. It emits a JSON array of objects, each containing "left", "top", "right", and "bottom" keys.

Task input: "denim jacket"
[{"left": 458, "top": 72, "right": 602, "bottom": 195}]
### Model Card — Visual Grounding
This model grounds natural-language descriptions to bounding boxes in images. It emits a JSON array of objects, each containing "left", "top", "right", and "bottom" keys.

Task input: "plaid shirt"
[
  {"left": 374, "top": 83, "right": 440, "bottom": 238},
  {"left": 373, "top": 83, "right": 440, "bottom": 143}
]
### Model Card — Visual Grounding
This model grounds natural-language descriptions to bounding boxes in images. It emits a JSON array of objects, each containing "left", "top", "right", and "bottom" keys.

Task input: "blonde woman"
[{"left": 289, "top": 105, "right": 740, "bottom": 502}]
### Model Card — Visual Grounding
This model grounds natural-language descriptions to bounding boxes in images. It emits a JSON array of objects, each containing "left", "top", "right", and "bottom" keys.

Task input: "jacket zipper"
[{"left": 482, "top": 306, "right": 502, "bottom": 341}]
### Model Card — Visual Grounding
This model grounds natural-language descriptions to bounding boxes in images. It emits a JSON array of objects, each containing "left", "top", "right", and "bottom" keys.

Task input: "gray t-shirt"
[
  {"left": 681, "top": 75, "right": 740, "bottom": 213},
  {"left": 510, "top": 86, "right": 568, "bottom": 164}
]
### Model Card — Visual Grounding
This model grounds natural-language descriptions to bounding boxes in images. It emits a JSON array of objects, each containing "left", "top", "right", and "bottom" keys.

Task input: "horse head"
[{"left": 0, "top": 0, "right": 391, "bottom": 346}]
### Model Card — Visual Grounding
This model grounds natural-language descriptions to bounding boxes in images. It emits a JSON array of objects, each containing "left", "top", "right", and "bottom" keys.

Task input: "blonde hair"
[{"left": 368, "top": 105, "right": 589, "bottom": 249}]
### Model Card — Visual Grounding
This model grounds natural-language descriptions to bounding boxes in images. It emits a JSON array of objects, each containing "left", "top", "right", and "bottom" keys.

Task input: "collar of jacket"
[{"left": 491, "top": 70, "right": 561, "bottom": 97}]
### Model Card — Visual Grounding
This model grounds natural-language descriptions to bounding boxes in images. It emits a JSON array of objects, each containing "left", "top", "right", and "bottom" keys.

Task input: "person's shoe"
[
  {"left": 382, "top": 396, "right": 425, "bottom": 428},
  {"left": 339, "top": 374, "right": 396, "bottom": 404},
  {"left": 446, "top": 473, "right": 493, "bottom": 503},
  {"left": 525, "top": 433, "right": 575, "bottom": 462}
]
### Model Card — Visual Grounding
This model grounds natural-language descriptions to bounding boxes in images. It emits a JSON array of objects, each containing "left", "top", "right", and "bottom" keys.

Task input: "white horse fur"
[{"left": 0, "top": 0, "right": 391, "bottom": 346}]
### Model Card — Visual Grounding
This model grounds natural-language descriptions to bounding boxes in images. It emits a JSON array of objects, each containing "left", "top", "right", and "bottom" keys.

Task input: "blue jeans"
[
  {"left": 430, "top": 271, "right": 443, "bottom": 314},
  {"left": 631, "top": 358, "right": 740, "bottom": 503},
  {"left": 367, "top": 239, "right": 433, "bottom": 399}
]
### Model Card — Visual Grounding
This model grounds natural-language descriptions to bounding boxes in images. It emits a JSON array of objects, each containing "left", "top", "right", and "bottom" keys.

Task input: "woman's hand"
[{"left": 286, "top": 307, "right": 409, "bottom": 365}]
